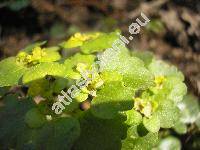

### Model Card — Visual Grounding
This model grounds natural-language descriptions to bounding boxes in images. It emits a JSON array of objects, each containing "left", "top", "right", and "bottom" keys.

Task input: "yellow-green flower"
[
  {"left": 62, "top": 32, "right": 102, "bottom": 48},
  {"left": 16, "top": 46, "right": 46, "bottom": 67},
  {"left": 76, "top": 63, "right": 88, "bottom": 73},
  {"left": 74, "top": 62, "right": 104, "bottom": 99},
  {"left": 72, "top": 32, "right": 101, "bottom": 42},
  {"left": 32, "top": 46, "right": 46, "bottom": 60},
  {"left": 133, "top": 97, "right": 157, "bottom": 118},
  {"left": 154, "top": 75, "right": 165, "bottom": 89}
]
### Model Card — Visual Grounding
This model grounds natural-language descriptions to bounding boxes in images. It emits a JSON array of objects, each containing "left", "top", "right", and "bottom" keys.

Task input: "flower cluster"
[{"left": 16, "top": 46, "right": 46, "bottom": 66}]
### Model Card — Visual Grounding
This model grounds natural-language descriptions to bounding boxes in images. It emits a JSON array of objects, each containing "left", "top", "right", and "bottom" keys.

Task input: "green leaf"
[
  {"left": 53, "top": 77, "right": 68, "bottom": 93},
  {"left": 98, "top": 44, "right": 130, "bottom": 70},
  {"left": 27, "top": 78, "right": 53, "bottom": 98},
  {"left": 75, "top": 92, "right": 88, "bottom": 102},
  {"left": 101, "top": 71, "right": 123, "bottom": 83},
  {"left": 63, "top": 99, "right": 80, "bottom": 113},
  {"left": 148, "top": 60, "right": 184, "bottom": 81},
  {"left": 22, "top": 41, "right": 47, "bottom": 53},
  {"left": 155, "top": 100, "right": 179, "bottom": 128},
  {"left": 64, "top": 53, "right": 95, "bottom": 69},
  {"left": 173, "top": 120, "right": 187, "bottom": 134},
  {"left": 40, "top": 50, "right": 61, "bottom": 62},
  {"left": 91, "top": 81, "right": 134, "bottom": 119},
  {"left": 61, "top": 32, "right": 101, "bottom": 49},
  {"left": 18, "top": 117, "right": 80, "bottom": 150},
  {"left": 0, "top": 94, "right": 35, "bottom": 149},
  {"left": 64, "top": 53, "right": 95, "bottom": 79},
  {"left": 73, "top": 111, "right": 126, "bottom": 150},
  {"left": 25, "top": 108, "right": 46, "bottom": 128},
  {"left": 0, "top": 57, "right": 27, "bottom": 87},
  {"left": 121, "top": 124, "right": 158, "bottom": 150},
  {"left": 99, "top": 48, "right": 154, "bottom": 89},
  {"left": 0, "top": 94, "right": 80, "bottom": 149},
  {"left": 132, "top": 51, "right": 153, "bottom": 67},
  {"left": 22, "top": 62, "right": 66, "bottom": 84},
  {"left": 166, "top": 78, "right": 187, "bottom": 103},
  {"left": 81, "top": 31, "right": 119, "bottom": 54},
  {"left": 152, "top": 76, "right": 187, "bottom": 104},
  {"left": 44, "top": 46, "right": 60, "bottom": 52},
  {"left": 125, "top": 109, "right": 142, "bottom": 126},
  {"left": 143, "top": 115, "right": 160, "bottom": 133},
  {"left": 177, "top": 94, "right": 200, "bottom": 124},
  {"left": 157, "top": 136, "right": 181, "bottom": 150}
]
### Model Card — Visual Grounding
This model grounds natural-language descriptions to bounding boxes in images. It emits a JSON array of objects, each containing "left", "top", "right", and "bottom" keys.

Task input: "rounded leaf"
[
  {"left": 25, "top": 108, "right": 46, "bottom": 128},
  {"left": 143, "top": 115, "right": 160, "bottom": 133}
]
